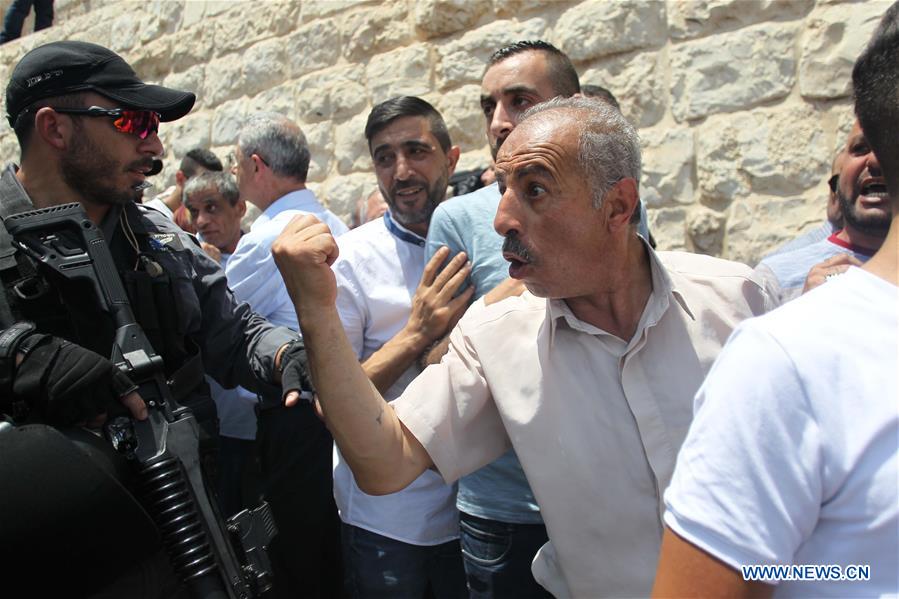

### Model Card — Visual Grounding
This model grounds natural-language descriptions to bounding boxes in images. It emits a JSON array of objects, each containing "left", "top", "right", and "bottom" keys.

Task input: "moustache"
[{"left": 502, "top": 233, "right": 533, "bottom": 263}]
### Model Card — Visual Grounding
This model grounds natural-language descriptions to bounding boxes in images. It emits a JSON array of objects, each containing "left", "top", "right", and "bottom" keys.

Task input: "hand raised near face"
[
  {"left": 271, "top": 214, "right": 340, "bottom": 315},
  {"left": 403, "top": 246, "right": 473, "bottom": 349}
]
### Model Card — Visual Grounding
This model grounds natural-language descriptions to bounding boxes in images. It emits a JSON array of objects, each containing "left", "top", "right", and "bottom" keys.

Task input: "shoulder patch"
[{"left": 149, "top": 233, "right": 184, "bottom": 251}]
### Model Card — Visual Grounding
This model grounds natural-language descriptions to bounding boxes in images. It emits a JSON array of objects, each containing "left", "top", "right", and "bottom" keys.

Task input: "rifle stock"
[{"left": 6, "top": 203, "right": 275, "bottom": 599}]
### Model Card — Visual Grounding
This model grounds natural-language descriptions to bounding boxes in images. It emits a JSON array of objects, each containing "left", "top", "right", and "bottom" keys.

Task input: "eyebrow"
[
  {"left": 481, "top": 84, "right": 541, "bottom": 107},
  {"left": 371, "top": 139, "right": 433, "bottom": 155}
]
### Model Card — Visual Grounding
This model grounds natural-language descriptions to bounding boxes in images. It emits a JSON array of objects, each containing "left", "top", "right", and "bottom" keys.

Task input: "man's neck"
[
  {"left": 564, "top": 236, "right": 653, "bottom": 342},
  {"left": 16, "top": 161, "right": 110, "bottom": 224},
  {"left": 836, "top": 225, "right": 886, "bottom": 253},
  {"left": 251, "top": 180, "right": 307, "bottom": 213},
  {"left": 861, "top": 215, "right": 899, "bottom": 286}
]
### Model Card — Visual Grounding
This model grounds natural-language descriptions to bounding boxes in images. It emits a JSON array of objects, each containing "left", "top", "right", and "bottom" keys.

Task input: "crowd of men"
[{"left": 0, "top": 4, "right": 896, "bottom": 598}]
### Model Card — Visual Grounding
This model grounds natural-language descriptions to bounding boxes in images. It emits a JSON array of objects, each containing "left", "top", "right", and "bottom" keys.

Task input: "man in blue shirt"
[{"left": 228, "top": 112, "right": 347, "bottom": 599}]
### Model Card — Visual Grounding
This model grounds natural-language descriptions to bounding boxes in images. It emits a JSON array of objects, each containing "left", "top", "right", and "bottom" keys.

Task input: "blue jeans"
[
  {"left": 459, "top": 513, "right": 552, "bottom": 598},
  {"left": 0, "top": 0, "right": 53, "bottom": 44},
  {"left": 341, "top": 523, "right": 466, "bottom": 599}
]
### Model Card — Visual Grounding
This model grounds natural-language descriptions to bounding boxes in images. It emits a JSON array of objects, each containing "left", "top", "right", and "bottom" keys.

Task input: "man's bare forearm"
[
  {"left": 361, "top": 327, "right": 428, "bottom": 395},
  {"left": 299, "top": 305, "right": 431, "bottom": 493}
]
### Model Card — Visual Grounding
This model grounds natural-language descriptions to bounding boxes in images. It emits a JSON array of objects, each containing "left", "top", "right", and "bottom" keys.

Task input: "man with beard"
[
  {"left": 421, "top": 40, "right": 653, "bottom": 598},
  {"left": 754, "top": 119, "right": 889, "bottom": 304},
  {"left": 330, "top": 96, "right": 469, "bottom": 598},
  {"left": 227, "top": 111, "right": 347, "bottom": 599},
  {"left": 0, "top": 41, "right": 309, "bottom": 596},
  {"left": 269, "top": 96, "right": 770, "bottom": 597}
]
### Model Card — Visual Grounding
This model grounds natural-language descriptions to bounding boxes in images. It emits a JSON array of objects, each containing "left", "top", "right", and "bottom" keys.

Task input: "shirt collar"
[
  {"left": 384, "top": 210, "right": 426, "bottom": 247},
  {"left": 545, "top": 240, "right": 695, "bottom": 347},
  {"left": 253, "top": 188, "right": 320, "bottom": 230}
]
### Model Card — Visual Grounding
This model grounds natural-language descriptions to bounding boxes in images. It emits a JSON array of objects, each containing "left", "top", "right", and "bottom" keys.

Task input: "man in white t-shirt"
[
  {"left": 653, "top": 5, "right": 899, "bottom": 596},
  {"left": 331, "top": 96, "right": 470, "bottom": 598}
]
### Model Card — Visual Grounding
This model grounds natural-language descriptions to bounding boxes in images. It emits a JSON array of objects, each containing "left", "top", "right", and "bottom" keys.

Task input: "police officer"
[{"left": 0, "top": 41, "right": 309, "bottom": 596}]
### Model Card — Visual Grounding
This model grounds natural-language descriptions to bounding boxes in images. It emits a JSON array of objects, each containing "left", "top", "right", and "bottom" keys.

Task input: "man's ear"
[
  {"left": 603, "top": 178, "right": 640, "bottom": 231},
  {"left": 33, "top": 107, "right": 70, "bottom": 151},
  {"left": 251, "top": 154, "right": 267, "bottom": 174},
  {"left": 446, "top": 145, "right": 461, "bottom": 176},
  {"left": 237, "top": 199, "right": 247, "bottom": 218},
  {"left": 175, "top": 171, "right": 187, "bottom": 187}
]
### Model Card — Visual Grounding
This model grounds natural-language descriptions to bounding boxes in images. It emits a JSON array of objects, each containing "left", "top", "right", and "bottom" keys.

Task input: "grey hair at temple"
[
  {"left": 237, "top": 112, "right": 310, "bottom": 182},
  {"left": 519, "top": 96, "right": 641, "bottom": 212}
]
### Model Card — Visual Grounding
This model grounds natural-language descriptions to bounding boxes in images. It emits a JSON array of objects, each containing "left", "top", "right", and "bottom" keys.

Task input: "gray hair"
[
  {"left": 520, "top": 96, "right": 641, "bottom": 210},
  {"left": 183, "top": 171, "right": 240, "bottom": 206},
  {"left": 237, "top": 112, "right": 310, "bottom": 181}
]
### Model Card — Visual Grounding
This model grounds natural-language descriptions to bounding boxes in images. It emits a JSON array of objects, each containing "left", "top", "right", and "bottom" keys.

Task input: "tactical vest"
[{"left": 0, "top": 171, "right": 215, "bottom": 431}]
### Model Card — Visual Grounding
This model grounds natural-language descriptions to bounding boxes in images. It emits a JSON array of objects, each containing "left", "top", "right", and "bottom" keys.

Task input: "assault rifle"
[{"left": 6, "top": 202, "right": 275, "bottom": 599}]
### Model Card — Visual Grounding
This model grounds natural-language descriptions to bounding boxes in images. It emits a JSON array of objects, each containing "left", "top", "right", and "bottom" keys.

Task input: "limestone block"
[
  {"left": 640, "top": 126, "right": 695, "bottom": 209},
  {"left": 139, "top": 1, "right": 183, "bottom": 43},
  {"left": 130, "top": 38, "right": 172, "bottom": 81},
  {"left": 670, "top": 23, "right": 797, "bottom": 122},
  {"left": 203, "top": 56, "right": 245, "bottom": 107},
  {"left": 342, "top": 3, "right": 415, "bottom": 62},
  {"left": 0, "top": 134, "right": 18, "bottom": 164},
  {"left": 210, "top": 99, "right": 247, "bottom": 147},
  {"left": 555, "top": 0, "right": 667, "bottom": 61},
  {"left": 301, "top": 0, "right": 374, "bottom": 21},
  {"left": 296, "top": 66, "right": 368, "bottom": 123},
  {"left": 170, "top": 21, "right": 216, "bottom": 73},
  {"left": 248, "top": 83, "right": 298, "bottom": 118},
  {"left": 163, "top": 65, "right": 206, "bottom": 109},
  {"left": 161, "top": 110, "right": 212, "bottom": 160},
  {"left": 456, "top": 149, "right": 493, "bottom": 174},
  {"left": 366, "top": 44, "right": 433, "bottom": 102},
  {"left": 648, "top": 207, "right": 688, "bottom": 251},
  {"left": 414, "top": 0, "right": 491, "bottom": 40},
  {"left": 214, "top": 2, "right": 299, "bottom": 54},
  {"left": 725, "top": 194, "right": 823, "bottom": 265},
  {"left": 316, "top": 172, "right": 376, "bottom": 223},
  {"left": 493, "top": 0, "right": 554, "bottom": 17},
  {"left": 668, "top": 0, "right": 814, "bottom": 41},
  {"left": 181, "top": 0, "right": 206, "bottom": 29},
  {"left": 243, "top": 39, "right": 287, "bottom": 97},
  {"left": 204, "top": 1, "right": 234, "bottom": 18},
  {"left": 434, "top": 85, "right": 487, "bottom": 154},
  {"left": 286, "top": 19, "right": 342, "bottom": 79},
  {"left": 581, "top": 50, "right": 665, "bottom": 128},
  {"left": 696, "top": 106, "right": 828, "bottom": 208},
  {"left": 109, "top": 12, "right": 141, "bottom": 53},
  {"left": 333, "top": 112, "right": 372, "bottom": 175},
  {"left": 67, "top": 21, "right": 111, "bottom": 48},
  {"left": 798, "top": 2, "right": 886, "bottom": 100},
  {"left": 303, "top": 121, "right": 334, "bottom": 183},
  {"left": 687, "top": 206, "right": 725, "bottom": 254},
  {"left": 435, "top": 17, "right": 548, "bottom": 89}
]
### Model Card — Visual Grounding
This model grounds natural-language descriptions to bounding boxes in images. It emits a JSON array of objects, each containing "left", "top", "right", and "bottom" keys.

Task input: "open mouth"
[{"left": 860, "top": 180, "right": 889, "bottom": 199}]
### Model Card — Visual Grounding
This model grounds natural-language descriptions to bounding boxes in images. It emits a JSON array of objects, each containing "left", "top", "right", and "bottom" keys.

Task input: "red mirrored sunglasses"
[{"left": 51, "top": 105, "right": 161, "bottom": 139}]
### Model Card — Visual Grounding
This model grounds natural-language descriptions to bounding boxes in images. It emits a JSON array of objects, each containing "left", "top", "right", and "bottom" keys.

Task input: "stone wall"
[{"left": 0, "top": 0, "right": 889, "bottom": 265}]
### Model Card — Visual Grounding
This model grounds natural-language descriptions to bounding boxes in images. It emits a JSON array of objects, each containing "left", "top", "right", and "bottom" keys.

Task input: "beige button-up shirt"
[{"left": 392, "top": 249, "right": 770, "bottom": 597}]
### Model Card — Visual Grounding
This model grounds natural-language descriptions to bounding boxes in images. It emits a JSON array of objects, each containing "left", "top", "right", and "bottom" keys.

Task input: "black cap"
[{"left": 6, "top": 40, "right": 195, "bottom": 127}]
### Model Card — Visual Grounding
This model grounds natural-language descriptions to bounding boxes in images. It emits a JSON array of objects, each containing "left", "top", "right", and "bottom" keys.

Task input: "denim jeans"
[
  {"left": 341, "top": 523, "right": 466, "bottom": 599},
  {"left": 459, "top": 512, "right": 553, "bottom": 598},
  {"left": 0, "top": 0, "right": 53, "bottom": 44}
]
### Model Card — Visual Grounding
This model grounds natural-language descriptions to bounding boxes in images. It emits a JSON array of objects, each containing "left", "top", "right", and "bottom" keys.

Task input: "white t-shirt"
[
  {"left": 331, "top": 213, "right": 459, "bottom": 546},
  {"left": 664, "top": 267, "right": 899, "bottom": 597}
]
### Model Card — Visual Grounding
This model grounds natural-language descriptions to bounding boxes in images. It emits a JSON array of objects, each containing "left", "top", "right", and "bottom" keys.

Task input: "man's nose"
[
  {"left": 493, "top": 187, "right": 522, "bottom": 237},
  {"left": 865, "top": 151, "right": 883, "bottom": 177},
  {"left": 141, "top": 130, "right": 164, "bottom": 158},
  {"left": 489, "top": 103, "right": 514, "bottom": 144}
]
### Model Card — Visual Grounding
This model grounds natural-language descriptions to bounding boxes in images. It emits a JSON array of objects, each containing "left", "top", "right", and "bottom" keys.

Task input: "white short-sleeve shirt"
[{"left": 664, "top": 267, "right": 899, "bottom": 597}]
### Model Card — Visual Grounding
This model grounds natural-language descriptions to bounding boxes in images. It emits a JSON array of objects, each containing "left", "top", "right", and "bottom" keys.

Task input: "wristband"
[{"left": 0, "top": 321, "right": 36, "bottom": 405}]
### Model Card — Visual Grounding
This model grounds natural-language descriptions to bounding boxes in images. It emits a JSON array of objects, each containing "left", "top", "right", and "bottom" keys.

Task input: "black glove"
[
  {"left": 279, "top": 340, "right": 314, "bottom": 402},
  {"left": 12, "top": 334, "right": 138, "bottom": 425}
]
